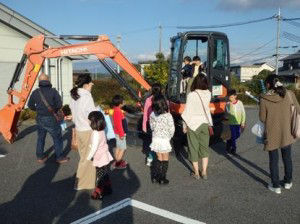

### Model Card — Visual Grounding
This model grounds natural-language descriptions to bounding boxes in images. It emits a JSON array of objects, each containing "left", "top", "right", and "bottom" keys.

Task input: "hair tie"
[{"left": 274, "top": 81, "right": 283, "bottom": 88}]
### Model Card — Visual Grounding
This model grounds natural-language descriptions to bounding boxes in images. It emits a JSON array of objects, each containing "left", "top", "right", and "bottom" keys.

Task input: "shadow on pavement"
[
  {"left": 211, "top": 142, "right": 269, "bottom": 187},
  {"left": 15, "top": 125, "right": 37, "bottom": 141},
  {"left": 172, "top": 136, "right": 193, "bottom": 174},
  {"left": 0, "top": 127, "right": 87, "bottom": 224},
  {"left": 97, "top": 164, "right": 140, "bottom": 224}
]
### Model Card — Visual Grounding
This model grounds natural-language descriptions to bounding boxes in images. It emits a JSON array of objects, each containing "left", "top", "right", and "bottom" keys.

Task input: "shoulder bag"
[
  {"left": 38, "top": 89, "right": 64, "bottom": 122},
  {"left": 195, "top": 91, "right": 214, "bottom": 136},
  {"left": 287, "top": 91, "right": 300, "bottom": 138}
]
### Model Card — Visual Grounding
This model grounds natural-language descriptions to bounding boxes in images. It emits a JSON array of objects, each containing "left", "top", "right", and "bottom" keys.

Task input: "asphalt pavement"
[{"left": 0, "top": 107, "right": 299, "bottom": 224}]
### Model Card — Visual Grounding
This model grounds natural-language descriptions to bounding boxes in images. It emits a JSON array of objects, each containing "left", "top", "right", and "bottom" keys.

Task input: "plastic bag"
[{"left": 251, "top": 121, "right": 265, "bottom": 138}]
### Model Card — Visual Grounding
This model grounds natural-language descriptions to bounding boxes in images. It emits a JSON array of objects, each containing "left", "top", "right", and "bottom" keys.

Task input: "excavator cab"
[{"left": 167, "top": 31, "right": 230, "bottom": 115}]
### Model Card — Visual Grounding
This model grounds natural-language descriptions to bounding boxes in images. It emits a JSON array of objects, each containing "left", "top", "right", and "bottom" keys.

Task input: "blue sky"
[{"left": 1, "top": 0, "right": 300, "bottom": 66}]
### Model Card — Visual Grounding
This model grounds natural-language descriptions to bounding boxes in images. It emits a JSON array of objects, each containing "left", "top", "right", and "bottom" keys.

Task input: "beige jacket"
[
  {"left": 182, "top": 89, "right": 213, "bottom": 131},
  {"left": 259, "top": 90, "right": 300, "bottom": 151}
]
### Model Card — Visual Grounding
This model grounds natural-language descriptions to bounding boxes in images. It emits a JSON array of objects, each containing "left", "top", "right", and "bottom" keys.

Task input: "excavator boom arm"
[{"left": 0, "top": 34, "right": 150, "bottom": 143}]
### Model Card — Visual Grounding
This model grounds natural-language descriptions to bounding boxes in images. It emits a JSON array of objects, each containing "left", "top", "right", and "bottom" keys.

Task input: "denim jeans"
[
  {"left": 36, "top": 116, "right": 63, "bottom": 160},
  {"left": 268, "top": 145, "right": 293, "bottom": 188},
  {"left": 227, "top": 125, "right": 241, "bottom": 152}
]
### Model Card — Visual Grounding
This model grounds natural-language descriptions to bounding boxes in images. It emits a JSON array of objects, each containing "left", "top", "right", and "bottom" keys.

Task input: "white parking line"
[{"left": 71, "top": 198, "right": 204, "bottom": 224}]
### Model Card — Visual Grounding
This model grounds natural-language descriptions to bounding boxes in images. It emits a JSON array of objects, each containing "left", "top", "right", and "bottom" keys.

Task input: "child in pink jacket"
[
  {"left": 87, "top": 111, "right": 113, "bottom": 200},
  {"left": 142, "top": 83, "right": 163, "bottom": 166}
]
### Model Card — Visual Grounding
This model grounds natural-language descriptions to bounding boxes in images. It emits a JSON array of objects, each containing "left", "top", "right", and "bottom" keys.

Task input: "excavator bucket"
[{"left": 0, "top": 105, "right": 20, "bottom": 143}]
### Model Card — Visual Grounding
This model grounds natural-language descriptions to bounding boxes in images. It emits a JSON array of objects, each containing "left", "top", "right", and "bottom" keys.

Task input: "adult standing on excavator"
[
  {"left": 70, "top": 74, "right": 99, "bottom": 190},
  {"left": 28, "top": 73, "right": 69, "bottom": 164}
]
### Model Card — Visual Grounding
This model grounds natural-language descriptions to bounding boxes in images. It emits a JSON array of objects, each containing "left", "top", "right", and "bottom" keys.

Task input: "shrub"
[
  {"left": 237, "top": 94, "right": 257, "bottom": 105},
  {"left": 92, "top": 78, "right": 139, "bottom": 109},
  {"left": 20, "top": 109, "right": 36, "bottom": 121}
]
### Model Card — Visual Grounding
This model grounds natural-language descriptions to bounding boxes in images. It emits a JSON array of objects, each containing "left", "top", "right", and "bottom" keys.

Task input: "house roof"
[
  {"left": 280, "top": 50, "right": 300, "bottom": 61},
  {"left": 278, "top": 69, "right": 300, "bottom": 77},
  {"left": 0, "top": 3, "right": 85, "bottom": 60},
  {"left": 231, "top": 62, "right": 274, "bottom": 69}
]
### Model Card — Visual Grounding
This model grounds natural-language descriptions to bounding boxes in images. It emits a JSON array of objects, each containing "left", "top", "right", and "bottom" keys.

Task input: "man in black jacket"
[{"left": 28, "top": 73, "right": 69, "bottom": 164}]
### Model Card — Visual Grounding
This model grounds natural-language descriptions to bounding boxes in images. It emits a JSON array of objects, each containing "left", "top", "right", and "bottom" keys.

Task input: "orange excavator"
[
  {"left": 0, "top": 34, "right": 151, "bottom": 143},
  {"left": 0, "top": 31, "right": 231, "bottom": 144}
]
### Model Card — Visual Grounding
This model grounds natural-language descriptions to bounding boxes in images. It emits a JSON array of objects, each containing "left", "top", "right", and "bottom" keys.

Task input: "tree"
[
  {"left": 246, "top": 69, "right": 272, "bottom": 95},
  {"left": 143, "top": 53, "right": 169, "bottom": 86},
  {"left": 230, "top": 73, "right": 248, "bottom": 93}
]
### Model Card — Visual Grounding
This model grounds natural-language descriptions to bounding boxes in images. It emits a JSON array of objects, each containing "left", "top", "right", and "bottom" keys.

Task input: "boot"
[
  {"left": 91, "top": 187, "right": 103, "bottom": 200},
  {"left": 151, "top": 160, "right": 161, "bottom": 183},
  {"left": 159, "top": 161, "right": 169, "bottom": 185}
]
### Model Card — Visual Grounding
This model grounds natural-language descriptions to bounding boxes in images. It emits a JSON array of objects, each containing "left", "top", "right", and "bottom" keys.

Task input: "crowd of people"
[{"left": 27, "top": 68, "right": 299, "bottom": 199}]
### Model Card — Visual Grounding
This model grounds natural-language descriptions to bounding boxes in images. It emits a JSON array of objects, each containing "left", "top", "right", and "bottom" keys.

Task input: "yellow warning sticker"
[{"left": 34, "top": 64, "right": 41, "bottom": 73}]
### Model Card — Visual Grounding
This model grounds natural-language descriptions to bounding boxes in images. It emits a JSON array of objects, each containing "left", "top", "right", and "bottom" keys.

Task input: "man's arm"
[
  {"left": 28, "top": 91, "right": 37, "bottom": 111},
  {"left": 53, "top": 89, "right": 63, "bottom": 111}
]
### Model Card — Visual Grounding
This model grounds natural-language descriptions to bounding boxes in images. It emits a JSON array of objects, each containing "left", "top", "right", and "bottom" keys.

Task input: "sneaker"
[
  {"left": 268, "top": 184, "right": 281, "bottom": 194},
  {"left": 146, "top": 158, "right": 153, "bottom": 167},
  {"left": 284, "top": 182, "right": 293, "bottom": 190},
  {"left": 56, "top": 157, "right": 70, "bottom": 164}
]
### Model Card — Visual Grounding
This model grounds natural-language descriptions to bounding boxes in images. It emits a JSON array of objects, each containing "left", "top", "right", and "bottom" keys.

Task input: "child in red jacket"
[{"left": 111, "top": 95, "right": 128, "bottom": 169}]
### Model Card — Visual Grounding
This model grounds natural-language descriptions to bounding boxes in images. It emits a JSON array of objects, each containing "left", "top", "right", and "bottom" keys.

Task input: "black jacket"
[
  {"left": 181, "top": 64, "right": 193, "bottom": 79},
  {"left": 28, "top": 80, "right": 62, "bottom": 117}
]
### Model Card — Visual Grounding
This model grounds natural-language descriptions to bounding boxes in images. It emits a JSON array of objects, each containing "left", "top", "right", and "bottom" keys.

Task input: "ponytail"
[
  {"left": 70, "top": 74, "right": 92, "bottom": 101},
  {"left": 265, "top": 74, "right": 286, "bottom": 98},
  {"left": 275, "top": 86, "right": 286, "bottom": 98},
  {"left": 71, "top": 87, "right": 80, "bottom": 100}
]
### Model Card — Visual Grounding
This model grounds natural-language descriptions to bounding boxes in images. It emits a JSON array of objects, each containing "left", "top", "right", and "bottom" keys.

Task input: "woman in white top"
[
  {"left": 70, "top": 74, "right": 99, "bottom": 190},
  {"left": 182, "top": 73, "right": 213, "bottom": 180}
]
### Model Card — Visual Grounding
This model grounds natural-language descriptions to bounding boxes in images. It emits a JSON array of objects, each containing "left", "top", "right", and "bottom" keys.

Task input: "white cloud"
[
  {"left": 217, "top": 0, "right": 300, "bottom": 11},
  {"left": 135, "top": 53, "right": 157, "bottom": 62}
]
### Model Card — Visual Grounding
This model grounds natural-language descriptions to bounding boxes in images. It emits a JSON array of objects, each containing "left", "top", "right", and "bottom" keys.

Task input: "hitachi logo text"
[{"left": 60, "top": 47, "right": 88, "bottom": 56}]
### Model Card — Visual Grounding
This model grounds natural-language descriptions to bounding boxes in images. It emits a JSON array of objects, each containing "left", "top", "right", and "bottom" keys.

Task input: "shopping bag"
[{"left": 251, "top": 121, "right": 265, "bottom": 138}]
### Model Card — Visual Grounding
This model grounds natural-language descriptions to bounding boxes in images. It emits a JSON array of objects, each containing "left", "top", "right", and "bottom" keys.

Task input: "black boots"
[
  {"left": 151, "top": 160, "right": 169, "bottom": 185},
  {"left": 151, "top": 160, "right": 161, "bottom": 183},
  {"left": 159, "top": 161, "right": 169, "bottom": 185}
]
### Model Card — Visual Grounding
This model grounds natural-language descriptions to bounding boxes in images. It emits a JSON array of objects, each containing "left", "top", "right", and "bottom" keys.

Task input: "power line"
[
  {"left": 283, "top": 18, "right": 300, "bottom": 21},
  {"left": 231, "top": 39, "right": 275, "bottom": 62},
  {"left": 282, "top": 32, "right": 300, "bottom": 44},
  {"left": 176, "top": 15, "right": 275, "bottom": 29}
]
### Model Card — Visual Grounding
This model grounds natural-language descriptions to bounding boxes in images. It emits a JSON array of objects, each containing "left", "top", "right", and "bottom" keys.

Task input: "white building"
[
  {"left": 231, "top": 63, "right": 275, "bottom": 82},
  {"left": 0, "top": 3, "right": 82, "bottom": 108}
]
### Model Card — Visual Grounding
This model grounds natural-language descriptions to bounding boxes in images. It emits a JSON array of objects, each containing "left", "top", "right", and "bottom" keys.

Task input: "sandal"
[{"left": 190, "top": 173, "right": 200, "bottom": 180}]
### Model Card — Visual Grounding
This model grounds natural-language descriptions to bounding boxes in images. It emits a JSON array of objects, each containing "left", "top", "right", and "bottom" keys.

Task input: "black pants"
[
  {"left": 268, "top": 145, "right": 293, "bottom": 188},
  {"left": 96, "top": 165, "right": 110, "bottom": 188}
]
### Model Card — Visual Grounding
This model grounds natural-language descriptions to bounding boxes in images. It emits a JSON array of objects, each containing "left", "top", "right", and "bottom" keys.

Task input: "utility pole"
[
  {"left": 275, "top": 8, "right": 281, "bottom": 75},
  {"left": 116, "top": 35, "right": 121, "bottom": 73},
  {"left": 159, "top": 23, "right": 162, "bottom": 53}
]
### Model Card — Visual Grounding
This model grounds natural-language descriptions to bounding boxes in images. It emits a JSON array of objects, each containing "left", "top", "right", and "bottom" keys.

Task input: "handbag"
[
  {"left": 195, "top": 91, "right": 214, "bottom": 136},
  {"left": 287, "top": 92, "right": 300, "bottom": 138},
  {"left": 71, "top": 128, "right": 78, "bottom": 150},
  {"left": 38, "top": 89, "right": 64, "bottom": 122}
]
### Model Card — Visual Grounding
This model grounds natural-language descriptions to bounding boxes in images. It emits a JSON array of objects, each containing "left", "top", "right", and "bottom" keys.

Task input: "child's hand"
[{"left": 241, "top": 125, "right": 246, "bottom": 133}]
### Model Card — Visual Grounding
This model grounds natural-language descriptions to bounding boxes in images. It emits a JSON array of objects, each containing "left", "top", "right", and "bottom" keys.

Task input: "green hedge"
[{"left": 92, "top": 79, "right": 139, "bottom": 109}]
